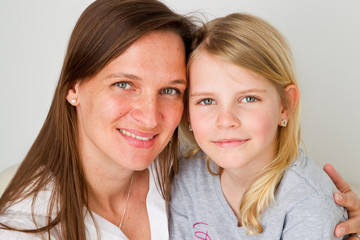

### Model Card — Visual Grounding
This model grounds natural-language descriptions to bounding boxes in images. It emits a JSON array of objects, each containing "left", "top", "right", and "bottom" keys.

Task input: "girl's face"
[
  {"left": 189, "top": 51, "right": 287, "bottom": 174},
  {"left": 67, "top": 31, "right": 186, "bottom": 171}
]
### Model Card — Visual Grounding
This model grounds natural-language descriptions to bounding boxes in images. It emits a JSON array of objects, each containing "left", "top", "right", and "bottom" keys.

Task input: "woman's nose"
[{"left": 130, "top": 95, "right": 162, "bottom": 129}]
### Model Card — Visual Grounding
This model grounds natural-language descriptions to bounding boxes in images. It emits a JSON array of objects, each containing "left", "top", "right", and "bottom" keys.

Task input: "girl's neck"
[
  {"left": 219, "top": 155, "right": 272, "bottom": 219},
  {"left": 220, "top": 169, "right": 256, "bottom": 218},
  {"left": 219, "top": 146, "right": 276, "bottom": 204}
]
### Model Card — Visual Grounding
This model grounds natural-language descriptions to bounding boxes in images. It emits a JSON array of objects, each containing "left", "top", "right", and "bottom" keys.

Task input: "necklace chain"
[{"left": 119, "top": 174, "right": 134, "bottom": 229}]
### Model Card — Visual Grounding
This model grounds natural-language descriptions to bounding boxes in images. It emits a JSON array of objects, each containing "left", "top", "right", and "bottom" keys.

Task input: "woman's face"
[{"left": 67, "top": 31, "right": 186, "bottom": 171}]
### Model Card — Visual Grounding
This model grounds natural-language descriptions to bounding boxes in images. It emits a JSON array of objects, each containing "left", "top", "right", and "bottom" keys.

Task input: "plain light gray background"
[{"left": 0, "top": 0, "right": 359, "bottom": 185}]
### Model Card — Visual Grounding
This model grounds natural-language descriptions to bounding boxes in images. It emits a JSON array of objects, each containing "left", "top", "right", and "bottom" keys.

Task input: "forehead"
[
  {"left": 189, "top": 51, "right": 274, "bottom": 90},
  {"left": 80, "top": 30, "right": 187, "bottom": 90},
  {"left": 125, "top": 30, "right": 185, "bottom": 58}
]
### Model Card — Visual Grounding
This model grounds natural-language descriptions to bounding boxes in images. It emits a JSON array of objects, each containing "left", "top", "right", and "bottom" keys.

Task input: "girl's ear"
[
  {"left": 186, "top": 113, "right": 192, "bottom": 132},
  {"left": 66, "top": 82, "right": 80, "bottom": 106},
  {"left": 280, "top": 84, "right": 299, "bottom": 120},
  {"left": 284, "top": 84, "right": 299, "bottom": 111}
]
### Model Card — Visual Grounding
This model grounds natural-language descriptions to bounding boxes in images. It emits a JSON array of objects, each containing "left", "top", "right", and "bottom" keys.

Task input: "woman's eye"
[
  {"left": 115, "top": 82, "right": 131, "bottom": 89},
  {"left": 199, "top": 99, "right": 215, "bottom": 105},
  {"left": 241, "top": 96, "right": 257, "bottom": 103},
  {"left": 161, "top": 88, "right": 179, "bottom": 95}
]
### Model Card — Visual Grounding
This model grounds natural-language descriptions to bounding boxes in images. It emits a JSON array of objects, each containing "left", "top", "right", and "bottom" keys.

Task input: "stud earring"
[
  {"left": 189, "top": 124, "right": 193, "bottom": 132},
  {"left": 280, "top": 119, "right": 287, "bottom": 127},
  {"left": 70, "top": 98, "right": 77, "bottom": 105}
]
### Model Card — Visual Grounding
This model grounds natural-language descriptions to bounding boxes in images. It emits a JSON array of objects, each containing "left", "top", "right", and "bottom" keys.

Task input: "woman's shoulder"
[
  {"left": 0, "top": 178, "right": 62, "bottom": 238},
  {"left": 0, "top": 228, "right": 45, "bottom": 240},
  {"left": 0, "top": 180, "right": 58, "bottom": 227}
]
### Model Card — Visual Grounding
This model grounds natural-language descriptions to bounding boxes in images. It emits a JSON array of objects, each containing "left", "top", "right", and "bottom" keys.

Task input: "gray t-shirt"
[{"left": 169, "top": 149, "right": 347, "bottom": 240}]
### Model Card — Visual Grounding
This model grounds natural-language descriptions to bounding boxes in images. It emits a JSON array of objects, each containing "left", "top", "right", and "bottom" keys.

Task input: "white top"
[{"left": 0, "top": 167, "right": 168, "bottom": 240}]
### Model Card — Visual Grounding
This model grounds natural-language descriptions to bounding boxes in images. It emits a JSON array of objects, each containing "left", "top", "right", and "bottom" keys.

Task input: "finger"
[
  {"left": 334, "top": 192, "right": 360, "bottom": 211},
  {"left": 335, "top": 218, "right": 360, "bottom": 237},
  {"left": 323, "top": 164, "right": 351, "bottom": 193}
]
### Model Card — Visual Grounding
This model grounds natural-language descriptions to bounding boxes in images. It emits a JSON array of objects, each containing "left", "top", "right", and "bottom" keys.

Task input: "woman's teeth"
[{"left": 119, "top": 129, "right": 154, "bottom": 141}]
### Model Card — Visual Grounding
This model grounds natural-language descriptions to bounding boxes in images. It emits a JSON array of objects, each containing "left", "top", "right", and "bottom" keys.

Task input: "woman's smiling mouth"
[{"left": 119, "top": 128, "right": 155, "bottom": 141}]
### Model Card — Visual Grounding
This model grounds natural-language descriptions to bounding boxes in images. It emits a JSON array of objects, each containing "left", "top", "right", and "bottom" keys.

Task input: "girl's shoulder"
[
  {"left": 178, "top": 150, "right": 206, "bottom": 171},
  {"left": 277, "top": 149, "right": 339, "bottom": 203},
  {"left": 177, "top": 150, "right": 219, "bottom": 180},
  {"left": 173, "top": 150, "right": 219, "bottom": 193}
]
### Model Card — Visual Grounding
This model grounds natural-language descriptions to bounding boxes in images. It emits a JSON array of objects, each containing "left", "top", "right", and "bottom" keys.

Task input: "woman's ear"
[{"left": 66, "top": 82, "right": 80, "bottom": 106}]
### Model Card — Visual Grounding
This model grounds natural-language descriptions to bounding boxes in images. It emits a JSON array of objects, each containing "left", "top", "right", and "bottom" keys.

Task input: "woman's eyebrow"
[
  {"left": 170, "top": 79, "right": 186, "bottom": 85},
  {"left": 106, "top": 73, "right": 186, "bottom": 85},
  {"left": 105, "top": 72, "right": 141, "bottom": 80}
]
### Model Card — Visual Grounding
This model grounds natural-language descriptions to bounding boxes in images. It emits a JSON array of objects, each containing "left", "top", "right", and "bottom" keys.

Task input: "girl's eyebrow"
[
  {"left": 105, "top": 73, "right": 186, "bottom": 85},
  {"left": 190, "top": 88, "right": 266, "bottom": 97},
  {"left": 239, "top": 88, "right": 267, "bottom": 94},
  {"left": 190, "top": 91, "right": 214, "bottom": 97}
]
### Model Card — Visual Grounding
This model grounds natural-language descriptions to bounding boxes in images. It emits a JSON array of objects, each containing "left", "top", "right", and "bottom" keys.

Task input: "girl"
[{"left": 170, "top": 13, "right": 348, "bottom": 239}]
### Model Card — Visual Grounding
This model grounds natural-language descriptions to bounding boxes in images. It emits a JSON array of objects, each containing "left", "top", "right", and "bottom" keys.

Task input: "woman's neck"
[
  {"left": 85, "top": 163, "right": 150, "bottom": 228},
  {"left": 85, "top": 161, "right": 136, "bottom": 217}
]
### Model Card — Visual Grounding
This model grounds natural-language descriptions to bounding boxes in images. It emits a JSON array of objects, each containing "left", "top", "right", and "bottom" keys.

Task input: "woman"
[{"left": 0, "top": 0, "right": 194, "bottom": 239}]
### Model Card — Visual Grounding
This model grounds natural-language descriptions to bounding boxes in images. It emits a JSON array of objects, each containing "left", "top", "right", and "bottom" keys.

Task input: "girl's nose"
[{"left": 215, "top": 108, "right": 240, "bottom": 129}]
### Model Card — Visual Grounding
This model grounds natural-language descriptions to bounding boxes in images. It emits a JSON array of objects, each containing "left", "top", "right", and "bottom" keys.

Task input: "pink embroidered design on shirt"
[{"left": 193, "top": 222, "right": 212, "bottom": 240}]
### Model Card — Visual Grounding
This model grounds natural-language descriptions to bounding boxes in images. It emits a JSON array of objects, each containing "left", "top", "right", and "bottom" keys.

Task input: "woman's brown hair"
[{"left": 0, "top": 0, "right": 194, "bottom": 239}]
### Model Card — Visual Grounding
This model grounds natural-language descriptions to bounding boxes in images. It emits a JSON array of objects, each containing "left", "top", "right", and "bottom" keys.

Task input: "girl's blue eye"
[
  {"left": 161, "top": 88, "right": 179, "bottom": 95},
  {"left": 199, "top": 99, "right": 215, "bottom": 105},
  {"left": 115, "top": 82, "right": 131, "bottom": 89},
  {"left": 241, "top": 96, "right": 257, "bottom": 103}
]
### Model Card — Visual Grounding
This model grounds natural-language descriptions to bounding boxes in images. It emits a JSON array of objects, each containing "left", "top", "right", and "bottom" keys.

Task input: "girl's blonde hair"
[{"left": 180, "top": 13, "right": 301, "bottom": 234}]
